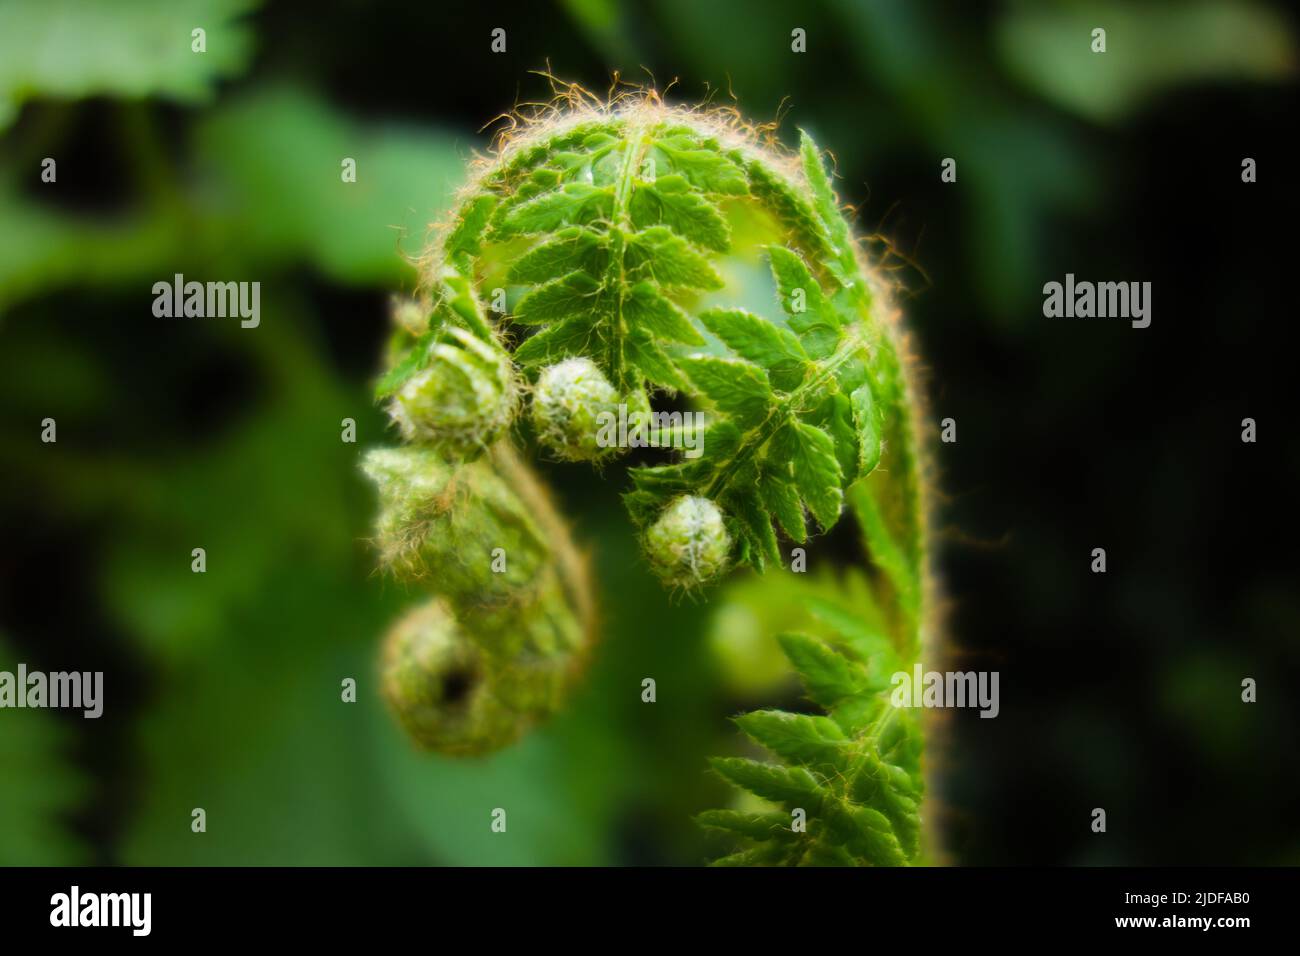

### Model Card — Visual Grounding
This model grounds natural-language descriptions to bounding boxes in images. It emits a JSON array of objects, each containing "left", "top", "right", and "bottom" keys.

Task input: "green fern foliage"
[
  {"left": 376, "top": 101, "right": 923, "bottom": 591},
  {"left": 702, "top": 626, "right": 923, "bottom": 866},
  {"left": 364, "top": 91, "right": 931, "bottom": 855}
]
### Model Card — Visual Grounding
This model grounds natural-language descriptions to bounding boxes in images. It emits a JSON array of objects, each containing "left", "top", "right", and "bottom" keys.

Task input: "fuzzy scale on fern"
[{"left": 363, "top": 85, "right": 930, "bottom": 864}]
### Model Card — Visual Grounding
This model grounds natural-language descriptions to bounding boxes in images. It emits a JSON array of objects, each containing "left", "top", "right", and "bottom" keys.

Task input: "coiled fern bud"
[
  {"left": 363, "top": 443, "right": 592, "bottom": 755},
  {"left": 379, "top": 576, "right": 586, "bottom": 757},
  {"left": 365, "top": 85, "right": 929, "bottom": 832},
  {"left": 380, "top": 598, "right": 511, "bottom": 756},
  {"left": 385, "top": 325, "right": 518, "bottom": 460},
  {"left": 531, "top": 357, "right": 623, "bottom": 461},
  {"left": 644, "top": 494, "right": 731, "bottom": 589},
  {"left": 364, "top": 446, "right": 548, "bottom": 598}
]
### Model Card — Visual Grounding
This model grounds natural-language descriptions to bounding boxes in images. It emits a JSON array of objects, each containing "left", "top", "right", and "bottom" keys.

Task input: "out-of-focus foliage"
[
  {"left": 0, "top": 86, "right": 464, "bottom": 310},
  {"left": 0, "top": 637, "right": 89, "bottom": 865},
  {"left": 0, "top": 0, "right": 259, "bottom": 131},
  {"left": 997, "top": 0, "right": 1296, "bottom": 122},
  {"left": 194, "top": 88, "right": 467, "bottom": 281}
]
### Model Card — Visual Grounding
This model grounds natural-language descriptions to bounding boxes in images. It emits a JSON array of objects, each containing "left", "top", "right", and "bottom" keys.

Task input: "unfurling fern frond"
[
  {"left": 363, "top": 82, "right": 931, "bottom": 868},
  {"left": 378, "top": 99, "right": 923, "bottom": 591}
]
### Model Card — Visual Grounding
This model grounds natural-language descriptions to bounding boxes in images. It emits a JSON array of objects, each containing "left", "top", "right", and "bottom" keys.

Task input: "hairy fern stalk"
[{"left": 365, "top": 86, "right": 930, "bottom": 865}]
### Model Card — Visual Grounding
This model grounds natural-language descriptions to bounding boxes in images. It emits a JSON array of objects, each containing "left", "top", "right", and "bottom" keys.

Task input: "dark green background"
[{"left": 1, "top": 0, "right": 1297, "bottom": 865}]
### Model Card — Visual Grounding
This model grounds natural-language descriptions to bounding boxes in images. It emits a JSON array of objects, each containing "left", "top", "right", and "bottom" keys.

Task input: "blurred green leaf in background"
[
  {"left": 0, "top": 637, "right": 89, "bottom": 865},
  {"left": 997, "top": 0, "right": 1296, "bottom": 122},
  {"left": 0, "top": 0, "right": 258, "bottom": 132}
]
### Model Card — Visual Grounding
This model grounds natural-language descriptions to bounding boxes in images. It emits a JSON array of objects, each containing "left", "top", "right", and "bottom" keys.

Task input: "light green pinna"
[{"left": 365, "top": 88, "right": 931, "bottom": 864}]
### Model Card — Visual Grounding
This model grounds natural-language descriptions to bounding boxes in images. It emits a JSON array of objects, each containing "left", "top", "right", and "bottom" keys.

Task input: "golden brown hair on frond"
[{"left": 494, "top": 71, "right": 791, "bottom": 156}]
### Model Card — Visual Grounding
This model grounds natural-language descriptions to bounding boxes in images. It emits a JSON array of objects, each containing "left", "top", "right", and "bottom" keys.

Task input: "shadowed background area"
[{"left": 1, "top": 0, "right": 1297, "bottom": 865}]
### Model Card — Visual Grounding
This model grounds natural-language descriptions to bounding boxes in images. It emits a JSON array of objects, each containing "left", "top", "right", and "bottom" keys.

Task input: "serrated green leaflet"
[{"left": 705, "top": 624, "right": 922, "bottom": 866}]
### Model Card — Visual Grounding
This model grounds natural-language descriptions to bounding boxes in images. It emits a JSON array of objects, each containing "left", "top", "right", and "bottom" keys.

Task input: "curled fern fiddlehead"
[
  {"left": 363, "top": 440, "right": 594, "bottom": 756},
  {"left": 365, "top": 83, "right": 930, "bottom": 865}
]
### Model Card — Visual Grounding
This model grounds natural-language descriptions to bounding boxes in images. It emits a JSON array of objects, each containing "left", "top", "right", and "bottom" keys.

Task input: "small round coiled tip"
[
  {"left": 530, "top": 357, "right": 624, "bottom": 462},
  {"left": 644, "top": 494, "right": 731, "bottom": 590},
  {"left": 387, "top": 329, "right": 518, "bottom": 460},
  {"left": 380, "top": 598, "right": 513, "bottom": 756}
]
